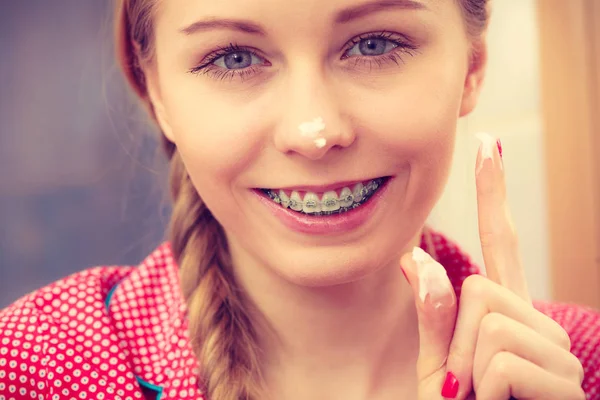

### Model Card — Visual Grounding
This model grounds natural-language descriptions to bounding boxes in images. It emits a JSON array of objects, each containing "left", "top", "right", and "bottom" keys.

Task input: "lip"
[{"left": 252, "top": 177, "right": 392, "bottom": 235}]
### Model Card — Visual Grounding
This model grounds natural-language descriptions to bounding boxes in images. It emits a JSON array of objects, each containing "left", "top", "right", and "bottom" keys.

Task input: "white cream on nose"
[
  {"left": 313, "top": 138, "right": 327, "bottom": 148},
  {"left": 298, "top": 117, "right": 327, "bottom": 148}
]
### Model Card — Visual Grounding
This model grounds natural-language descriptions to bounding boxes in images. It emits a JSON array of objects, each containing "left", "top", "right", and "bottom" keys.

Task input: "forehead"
[{"left": 153, "top": 0, "right": 454, "bottom": 36}]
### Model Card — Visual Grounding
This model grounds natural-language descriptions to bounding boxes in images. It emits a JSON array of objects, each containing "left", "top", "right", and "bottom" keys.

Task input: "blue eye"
[
  {"left": 213, "top": 51, "right": 262, "bottom": 70},
  {"left": 346, "top": 38, "right": 399, "bottom": 57},
  {"left": 189, "top": 33, "right": 417, "bottom": 82}
]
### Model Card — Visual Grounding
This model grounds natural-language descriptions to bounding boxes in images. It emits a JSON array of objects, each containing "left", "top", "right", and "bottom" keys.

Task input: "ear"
[
  {"left": 459, "top": 38, "right": 487, "bottom": 117},
  {"left": 145, "top": 67, "right": 176, "bottom": 142}
]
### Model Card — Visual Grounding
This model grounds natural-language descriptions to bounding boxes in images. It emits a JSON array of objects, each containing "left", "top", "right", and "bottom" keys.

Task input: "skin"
[
  {"left": 401, "top": 138, "right": 584, "bottom": 399},
  {"left": 144, "top": 0, "right": 584, "bottom": 398}
]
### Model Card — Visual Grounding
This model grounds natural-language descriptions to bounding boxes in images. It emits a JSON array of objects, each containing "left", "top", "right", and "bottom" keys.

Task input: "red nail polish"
[
  {"left": 496, "top": 139, "right": 503, "bottom": 159},
  {"left": 441, "top": 371, "right": 459, "bottom": 398}
]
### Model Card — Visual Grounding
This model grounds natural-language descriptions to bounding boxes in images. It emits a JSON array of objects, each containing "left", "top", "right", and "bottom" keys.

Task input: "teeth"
[
  {"left": 266, "top": 178, "right": 386, "bottom": 215},
  {"left": 289, "top": 191, "right": 303, "bottom": 211},
  {"left": 321, "top": 191, "right": 340, "bottom": 212},
  {"left": 279, "top": 190, "right": 290, "bottom": 208},
  {"left": 366, "top": 180, "right": 379, "bottom": 191},
  {"left": 338, "top": 187, "right": 354, "bottom": 207},
  {"left": 352, "top": 183, "right": 365, "bottom": 203},
  {"left": 302, "top": 192, "right": 322, "bottom": 213}
]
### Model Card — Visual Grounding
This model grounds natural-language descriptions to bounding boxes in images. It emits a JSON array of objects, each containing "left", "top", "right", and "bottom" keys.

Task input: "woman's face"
[{"left": 148, "top": 0, "right": 485, "bottom": 286}]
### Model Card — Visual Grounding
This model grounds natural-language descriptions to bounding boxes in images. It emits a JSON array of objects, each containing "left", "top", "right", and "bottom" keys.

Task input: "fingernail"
[
  {"left": 412, "top": 247, "right": 454, "bottom": 309},
  {"left": 401, "top": 268, "right": 409, "bottom": 281},
  {"left": 441, "top": 371, "right": 459, "bottom": 398},
  {"left": 496, "top": 138, "right": 503, "bottom": 159}
]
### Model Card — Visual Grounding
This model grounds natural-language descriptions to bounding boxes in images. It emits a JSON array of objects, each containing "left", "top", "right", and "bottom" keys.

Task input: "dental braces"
[{"left": 263, "top": 178, "right": 385, "bottom": 214}]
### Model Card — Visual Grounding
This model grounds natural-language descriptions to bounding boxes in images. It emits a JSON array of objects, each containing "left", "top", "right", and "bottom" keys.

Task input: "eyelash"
[
  {"left": 189, "top": 43, "right": 263, "bottom": 82},
  {"left": 188, "top": 31, "right": 419, "bottom": 82}
]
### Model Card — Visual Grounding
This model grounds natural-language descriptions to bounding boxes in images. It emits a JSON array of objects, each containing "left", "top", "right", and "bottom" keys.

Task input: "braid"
[
  {"left": 167, "top": 149, "right": 264, "bottom": 399},
  {"left": 115, "top": 2, "right": 265, "bottom": 397}
]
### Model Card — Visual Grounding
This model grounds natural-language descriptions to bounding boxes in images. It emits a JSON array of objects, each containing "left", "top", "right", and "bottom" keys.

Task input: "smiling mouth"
[{"left": 260, "top": 177, "right": 390, "bottom": 216}]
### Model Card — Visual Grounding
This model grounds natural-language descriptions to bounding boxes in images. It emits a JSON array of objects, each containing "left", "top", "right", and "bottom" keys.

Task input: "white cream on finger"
[
  {"left": 475, "top": 132, "right": 501, "bottom": 173},
  {"left": 412, "top": 247, "right": 455, "bottom": 309}
]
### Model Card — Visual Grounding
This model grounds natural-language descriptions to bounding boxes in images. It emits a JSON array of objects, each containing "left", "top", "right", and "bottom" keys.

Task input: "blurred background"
[
  {"left": 0, "top": 1, "right": 169, "bottom": 307},
  {"left": 432, "top": 0, "right": 549, "bottom": 297},
  {"left": 1, "top": 0, "right": 598, "bottom": 308}
]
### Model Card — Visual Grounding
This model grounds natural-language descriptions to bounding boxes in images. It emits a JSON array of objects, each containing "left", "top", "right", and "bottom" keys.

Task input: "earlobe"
[{"left": 459, "top": 39, "right": 488, "bottom": 118}]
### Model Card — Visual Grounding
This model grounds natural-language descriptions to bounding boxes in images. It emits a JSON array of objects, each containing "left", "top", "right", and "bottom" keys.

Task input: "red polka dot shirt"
[{"left": 1, "top": 233, "right": 599, "bottom": 399}]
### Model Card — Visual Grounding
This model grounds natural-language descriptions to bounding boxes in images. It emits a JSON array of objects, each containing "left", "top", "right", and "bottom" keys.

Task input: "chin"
[{"left": 260, "top": 233, "right": 408, "bottom": 288}]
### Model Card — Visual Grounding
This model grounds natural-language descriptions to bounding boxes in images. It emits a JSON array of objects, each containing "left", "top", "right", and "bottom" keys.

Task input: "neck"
[{"left": 230, "top": 237, "right": 421, "bottom": 400}]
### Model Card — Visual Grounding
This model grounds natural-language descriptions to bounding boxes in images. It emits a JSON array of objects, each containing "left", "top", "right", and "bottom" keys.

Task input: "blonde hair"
[
  {"left": 114, "top": 0, "right": 489, "bottom": 398},
  {"left": 115, "top": 1, "right": 263, "bottom": 398}
]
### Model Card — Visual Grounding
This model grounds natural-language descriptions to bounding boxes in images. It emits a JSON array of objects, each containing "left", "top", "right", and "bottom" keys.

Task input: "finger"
[
  {"left": 445, "top": 275, "right": 571, "bottom": 399},
  {"left": 473, "top": 312, "right": 585, "bottom": 391},
  {"left": 400, "top": 247, "right": 457, "bottom": 395},
  {"left": 476, "top": 352, "right": 586, "bottom": 400},
  {"left": 475, "top": 133, "right": 530, "bottom": 302}
]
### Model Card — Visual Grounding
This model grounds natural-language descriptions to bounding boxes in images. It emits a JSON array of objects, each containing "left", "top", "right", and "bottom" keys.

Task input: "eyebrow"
[
  {"left": 180, "top": 0, "right": 427, "bottom": 36},
  {"left": 180, "top": 18, "right": 266, "bottom": 36},
  {"left": 336, "top": 0, "right": 427, "bottom": 24}
]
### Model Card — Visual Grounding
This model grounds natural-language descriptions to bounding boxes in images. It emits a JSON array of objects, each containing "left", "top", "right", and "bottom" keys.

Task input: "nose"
[{"left": 273, "top": 73, "right": 355, "bottom": 160}]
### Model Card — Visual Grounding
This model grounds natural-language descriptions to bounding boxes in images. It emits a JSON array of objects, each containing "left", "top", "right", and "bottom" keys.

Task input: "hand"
[{"left": 400, "top": 133, "right": 585, "bottom": 399}]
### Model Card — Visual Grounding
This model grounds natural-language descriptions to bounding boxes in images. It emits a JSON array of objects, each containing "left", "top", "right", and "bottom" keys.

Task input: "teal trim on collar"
[
  {"left": 105, "top": 281, "right": 165, "bottom": 399},
  {"left": 104, "top": 282, "right": 120, "bottom": 310},
  {"left": 136, "top": 376, "right": 164, "bottom": 400}
]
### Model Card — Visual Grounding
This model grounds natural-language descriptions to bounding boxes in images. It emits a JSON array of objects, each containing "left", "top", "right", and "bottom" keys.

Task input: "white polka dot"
[{"left": 0, "top": 240, "right": 596, "bottom": 399}]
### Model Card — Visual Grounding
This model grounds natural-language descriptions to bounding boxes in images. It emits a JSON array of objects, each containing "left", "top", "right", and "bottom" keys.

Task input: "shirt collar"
[{"left": 106, "top": 243, "right": 204, "bottom": 399}]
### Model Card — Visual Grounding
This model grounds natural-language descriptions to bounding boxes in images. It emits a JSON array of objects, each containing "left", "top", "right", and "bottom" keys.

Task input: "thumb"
[{"left": 400, "top": 247, "right": 458, "bottom": 395}]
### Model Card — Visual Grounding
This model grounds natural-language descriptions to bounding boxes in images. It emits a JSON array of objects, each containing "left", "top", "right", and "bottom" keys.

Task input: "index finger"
[{"left": 475, "top": 133, "right": 530, "bottom": 302}]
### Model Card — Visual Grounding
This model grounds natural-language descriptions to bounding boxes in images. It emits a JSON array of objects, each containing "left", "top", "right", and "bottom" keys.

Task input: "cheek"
[
  {"left": 348, "top": 59, "right": 464, "bottom": 164},
  {"left": 158, "top": 83, "right": 277, "bottom": 231},
  {"left": 343, "top": 54, "right": 466, "bottom": 206},
  {"left": 160, "top": 82, "right": 271, "bottom": 190}
]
